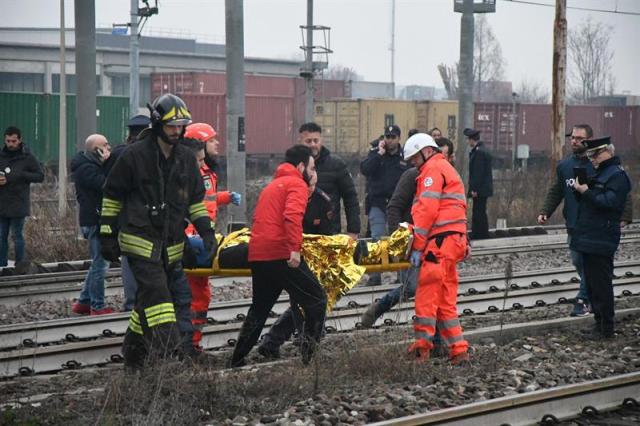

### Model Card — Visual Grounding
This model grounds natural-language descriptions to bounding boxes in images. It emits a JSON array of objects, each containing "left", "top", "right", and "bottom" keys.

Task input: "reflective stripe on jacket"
[{"left": 411, "top": 153, "right": 467, "bottom": 252}]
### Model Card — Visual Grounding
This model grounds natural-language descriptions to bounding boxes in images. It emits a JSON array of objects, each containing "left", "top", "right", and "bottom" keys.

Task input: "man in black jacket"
[
  {"left": 360, "top": 124, "right": 410, "bottom": 285},
  {"left": 0, "top": 126, "right": 44, "bottom": 267},
  {"left": 99, "top": 94, "right": 216, "bottom": 368},
  {"left": 71, "top": 134, "right": 114, "bottom": 315},
  {"left": 465, "top": 128, "right": 493, "bottom": 240}
]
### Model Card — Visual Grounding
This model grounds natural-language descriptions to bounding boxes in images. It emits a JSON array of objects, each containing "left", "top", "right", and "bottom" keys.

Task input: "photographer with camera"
[{"left": 70, "top": 134, "right": 114, "bottom": 315}]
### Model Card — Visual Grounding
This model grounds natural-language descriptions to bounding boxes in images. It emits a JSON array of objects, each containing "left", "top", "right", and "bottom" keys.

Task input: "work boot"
[
  {"left": 570, "top": 299, "right": 590, "bottom": 317},
  {"left": 257, "top": 344, "right": 281, "bottom": 360},
  {"left": 90, "top": 307, "right": 115, "bottom": 316},
  {"left": 450, "top": 352, "right": 470, "bottom": 366},
  {"left": 72, "top": 302, "right": 91, "bottom": 315},
  {"left": 407, "top": 343, "right": 430, "bottom": 362},
  {"left": 360, "top": 302, "right": 381, "bottom": 328}
]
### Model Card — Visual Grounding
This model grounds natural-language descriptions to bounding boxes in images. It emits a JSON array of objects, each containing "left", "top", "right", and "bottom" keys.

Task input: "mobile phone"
[{"left": 573, "top": 167, "right": 587, "bottom": 185}]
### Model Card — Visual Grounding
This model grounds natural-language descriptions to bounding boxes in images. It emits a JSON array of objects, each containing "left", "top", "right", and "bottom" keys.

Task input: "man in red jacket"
[{"left": 229, "top": 145, "right": 327, "bottom": 367}]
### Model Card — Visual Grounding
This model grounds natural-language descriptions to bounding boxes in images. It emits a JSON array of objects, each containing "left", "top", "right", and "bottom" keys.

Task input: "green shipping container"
[{"left": 0, "top": 92, "right": 129, "bottom": 165}]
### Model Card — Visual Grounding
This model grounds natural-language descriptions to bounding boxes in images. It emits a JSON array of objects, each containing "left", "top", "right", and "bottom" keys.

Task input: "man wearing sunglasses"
[
  {"left": 537, "top": 124, "right": 632, "bottom": 318},
  {"left": 360, "top": 124, "right": 410, "bottom": 286},
  {"left": 569, "top": 136, "right": 631, "bottom": 339}
]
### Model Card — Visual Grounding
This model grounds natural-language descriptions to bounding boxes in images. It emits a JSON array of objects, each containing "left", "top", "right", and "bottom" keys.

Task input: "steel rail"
[
  {"left": 370, "top": 371, "right": 640, "bottom": 426},
  {"left": 2, "top": 277, "right": 640, "bottom": 377},
  {"left": 2, "top": 261, "right": 639, "bottom": 350}
]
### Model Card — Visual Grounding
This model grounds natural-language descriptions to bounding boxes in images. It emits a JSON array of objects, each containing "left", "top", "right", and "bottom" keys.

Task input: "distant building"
[
  {"left": 345, "top": 80, "right": 395, "bottom": 99},
  {"left": 398, "top": 85, "right": 436, "bottom": 100},
  {"left": 474, "top": 81, "right": 513, "bottom": 103},
  {"left": 587, "top": 95, "right": 640, "bottom": 107}
]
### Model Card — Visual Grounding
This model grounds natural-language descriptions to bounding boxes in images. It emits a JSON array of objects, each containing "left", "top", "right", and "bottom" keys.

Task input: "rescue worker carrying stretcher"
[
  {"left": 99, "top": 94, "right": 217, "bottom": 369},
  {"left": 403, "top": 133, "right": 471, "bottom": 365},
  {"left": 182, "top": 122, "right": 241, "bottom": 352}
]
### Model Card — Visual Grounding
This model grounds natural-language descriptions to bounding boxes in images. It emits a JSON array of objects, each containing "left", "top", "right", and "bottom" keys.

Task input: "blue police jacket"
[
  {"left": 556, "top": 154, "right": 594, "bottom": 231},
  {"left": 569, "top": 156, "right": 631, "bottom": 257}
]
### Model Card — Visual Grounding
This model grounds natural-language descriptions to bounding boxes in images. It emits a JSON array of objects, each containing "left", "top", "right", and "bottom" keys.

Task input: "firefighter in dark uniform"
[{"left": 99, "top": 94, "right": 217, "bottom": 368}]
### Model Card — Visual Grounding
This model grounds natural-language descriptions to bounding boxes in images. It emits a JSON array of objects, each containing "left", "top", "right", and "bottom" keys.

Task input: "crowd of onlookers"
[{"left": 0, "top": 93, "right": 632, "bottom": 369}]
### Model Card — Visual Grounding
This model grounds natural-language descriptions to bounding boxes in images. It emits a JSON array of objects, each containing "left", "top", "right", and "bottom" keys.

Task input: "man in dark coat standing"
[
  {"left": 70, "top": 134, "right": 114, "bottom": 315},
  {"left": 0, "top": 126, "right": 44, "bottom": 267},
  {"left": 570, "top": 137, "right": 630, "bottom": 338},
  {"left": 465, "top": 128, "right": 493, "bottom": 240}
]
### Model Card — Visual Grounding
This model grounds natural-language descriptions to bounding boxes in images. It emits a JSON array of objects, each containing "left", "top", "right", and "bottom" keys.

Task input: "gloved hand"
[
  {"left": 202, "top": 231, "right": 219, "bottom": 262},
  {"left": 410, "top": 250, "right": 423, "bottom": 268},
  {"left": 230, "top": 192, "right": 242, "bottom": 206},
  {"left": 100, "top": 236, "right": 121, "bottom": 262}
]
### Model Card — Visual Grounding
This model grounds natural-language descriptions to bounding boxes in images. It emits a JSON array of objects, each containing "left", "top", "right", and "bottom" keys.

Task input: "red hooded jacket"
[{"left": 248, "top": 163, "right": 309, "bottom": 261}]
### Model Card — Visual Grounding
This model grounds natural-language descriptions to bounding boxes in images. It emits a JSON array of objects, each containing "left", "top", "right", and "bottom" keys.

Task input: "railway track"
[
  {"left": 372, "top": 371, "right": 640, "bottom": 426},
  {"left": 1, "top": 232, "right": 639, "bottom": 306},
  {"left": 2, "top": 265, "right": 639, "bottom": 377}
]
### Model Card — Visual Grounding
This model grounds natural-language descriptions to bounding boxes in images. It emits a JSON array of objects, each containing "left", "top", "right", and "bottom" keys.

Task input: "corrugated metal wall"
[{"left": 0, "top": 92, "right": 128, "bottom": 164}]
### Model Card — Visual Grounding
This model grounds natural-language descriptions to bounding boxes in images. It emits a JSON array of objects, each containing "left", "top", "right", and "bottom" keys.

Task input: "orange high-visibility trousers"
[
  {"left": 188, "top": 275, "right": 211, "bottom": 347},
  {"left": 412, "top": 233, "right": 468, "bottom": 357}
]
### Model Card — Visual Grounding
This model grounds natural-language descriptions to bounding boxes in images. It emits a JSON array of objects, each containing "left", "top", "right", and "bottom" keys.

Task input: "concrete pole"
[
  {"left": 390, "top": 0, "right": 395, "bottom": 97},
  {"left": 551, "top": 0, "right": 567, "bottom": 171},
  {"left": 511, "top": 92, "right": 517, "bottom": 171},
  {"left": 304, "top": 0, "right": 314, "bottom": 122},
  {"left": 225, "top": 0, "right": 246, "bottom": 226},
  {"left": 457, "top": 0, "right": 474, "bottom": 186},
  {"left": 58, "top": 0, "right": 67, "bottom": 216},
  {"left": 74, "top": 0, "right": 97, "bottom": 152},
  {"left": 129, "top": 0, "right": 139, "bottom": 116}
]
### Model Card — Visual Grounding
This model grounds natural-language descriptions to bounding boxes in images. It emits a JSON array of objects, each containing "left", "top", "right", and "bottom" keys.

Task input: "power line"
[{"left": 502, "top": 0, "right": 640, "bottom": 16}]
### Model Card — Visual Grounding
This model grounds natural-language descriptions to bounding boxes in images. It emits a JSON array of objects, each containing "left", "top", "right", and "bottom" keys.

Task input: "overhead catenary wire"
[{"left": 502, "top": 0, "right": 640, "bottom": 16}]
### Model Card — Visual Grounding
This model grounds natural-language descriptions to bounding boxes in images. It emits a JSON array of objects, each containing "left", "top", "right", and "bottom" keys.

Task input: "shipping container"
[
  {"left": 152, "top": 72, "right": 297, "bottom": 98},
  {"left": 427, "top": 101, "right": 459, "bottom": 143},
  {"left": 0, "top": 92, "right": 128, "bottom": 165}
]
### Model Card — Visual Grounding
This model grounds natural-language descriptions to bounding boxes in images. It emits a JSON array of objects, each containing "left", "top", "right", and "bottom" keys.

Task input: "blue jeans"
[
  {"left": 170, "top": 263, "right": 193, "bottom": 335},
  {"left": 368, "top": 206, "right": 388, "bottom": 283},
  {"left": 121, "top": 256, "right": 137, "bottom": 311},
  {"left": 568, "top": 234, "right": 588, "bottom": 302},
  {"left": 378, "top": 266, "right": 418, "bottom": 313},
  {"left": 0, "top": 217, "right": 26, "bottom": 266},
  {"left": 78, "top": 225, "right": 109, "bottom": 310}
]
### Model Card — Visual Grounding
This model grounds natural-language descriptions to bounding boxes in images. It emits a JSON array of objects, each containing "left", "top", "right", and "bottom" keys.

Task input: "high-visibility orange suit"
[{"left": 409, "top": 151, "right": 469, "bottom": 360}]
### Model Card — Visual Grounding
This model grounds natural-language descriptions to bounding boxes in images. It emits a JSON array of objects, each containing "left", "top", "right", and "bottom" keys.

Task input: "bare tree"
[
  {"left": 474, "top": 15, "right": 506, "bottom": 101},
  {"left": 438, "top": 63, "right": 458, "bottom": 100},
  {"left": 438, "top": 16, "right": 506, "bottom": 101},
  {"left": 324, "top": 65, "right": 363, "bottom": 82},
  {"left": 568, "top": 18, "right": 615, "bottom": 104},
  {"left": 516, "top": 79, "right": 550, "bottom": 104}
]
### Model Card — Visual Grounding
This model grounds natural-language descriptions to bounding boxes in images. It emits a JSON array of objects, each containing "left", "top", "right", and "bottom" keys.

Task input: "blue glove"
[
  {"left": 230, "top": 192, "right": 242, "bottom": 206},
  {"left": 410, "top": 250, "right": 423, "bottom": 268}
]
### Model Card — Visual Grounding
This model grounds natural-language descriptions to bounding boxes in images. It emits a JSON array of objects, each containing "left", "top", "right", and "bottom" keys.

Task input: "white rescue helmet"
[{"left": 403, "top": 133, "right": 438, "bottom": 161}]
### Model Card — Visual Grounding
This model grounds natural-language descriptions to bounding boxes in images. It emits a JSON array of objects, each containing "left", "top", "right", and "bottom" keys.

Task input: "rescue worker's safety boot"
[
  {"left": 360, "top": 302, "right": 382, "bottom": 328},
  {"left": 407, "top": 342, "right": 431, "bottom": 362},
  {"left": 450, "top": 352, "right": 470, "bottom": 366}
]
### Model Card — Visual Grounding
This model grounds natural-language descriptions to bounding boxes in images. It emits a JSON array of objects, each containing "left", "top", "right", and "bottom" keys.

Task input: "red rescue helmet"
[{"left": 185, "top": 123, "right": 217, "bottom": 142}]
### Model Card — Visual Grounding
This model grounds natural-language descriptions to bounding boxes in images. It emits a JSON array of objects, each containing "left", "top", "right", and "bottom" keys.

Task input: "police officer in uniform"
[
  {"left": 570, "top": 136, "right": 631, "bottom": 339},
  {"left": 99, "top": 94, "right": 216, "bottom": 368},
  {"left": 465, "top": 128, "right": 493, "bottom": 240}
]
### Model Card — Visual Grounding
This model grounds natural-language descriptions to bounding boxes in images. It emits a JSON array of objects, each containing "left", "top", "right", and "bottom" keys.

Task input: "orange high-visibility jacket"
[
  {"left": 411, "top": 153, "right": 467, "bottom": 252},
  {"left": 185, "top": 163, "right": 231, "bottom": 235}
]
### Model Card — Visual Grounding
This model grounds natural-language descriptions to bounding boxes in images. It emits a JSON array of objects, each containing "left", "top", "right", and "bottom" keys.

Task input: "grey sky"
[{"left": 4, "top": 0, "right": 640, "bottom": 94}]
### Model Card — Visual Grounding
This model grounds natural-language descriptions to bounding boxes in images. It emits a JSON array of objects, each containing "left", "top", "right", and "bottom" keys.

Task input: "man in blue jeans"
[
  {"left": 70, "top": 134, "right": 114, "bottom": 315},
  {"left": 360, "top": 124, "right": 410, "bottom": 286},
  {"left": 0, "top": 126, "right": 44, "bottom": 267}
]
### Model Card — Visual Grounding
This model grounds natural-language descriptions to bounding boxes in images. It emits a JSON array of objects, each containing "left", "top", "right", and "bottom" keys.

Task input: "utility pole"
[
  {"left": 304, "top": 0, "right": 314, "bottom": 122},
  {"left": 551, "top": 0, "right": 567, "bottom": 171},
  {"left": 456, "top": 0, "right": 475, "bottom": 186},
  {"left": 225, "top": 0, "right": 246, "bottom": 227},
  {"left": 129, "top": 0, "right": 139, "bottom": 116},
  {"left": 511, "top": 92, "right": 518, "bottom": 171},
  {"left": 390, "top": 0, "right": 396, "bottom": 97},
  {"left": 74, "top": 0, "right": 96, "bottom": 152},
  {"left": 58, "top": 0, "right": 67, "bottom": 216}
]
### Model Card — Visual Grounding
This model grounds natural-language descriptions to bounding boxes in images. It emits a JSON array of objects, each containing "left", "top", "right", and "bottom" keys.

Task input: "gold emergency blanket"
[{"left": 356, "top": 227, "right": 411, "bottom": 264}]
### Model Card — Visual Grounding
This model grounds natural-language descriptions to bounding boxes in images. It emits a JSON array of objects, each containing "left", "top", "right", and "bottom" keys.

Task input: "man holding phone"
[
  {"left": 537, "top": 124, "right": 632, "bottom": 317},
  {"left": 70, "top": 134, "right": 114, "bottom": 315}
]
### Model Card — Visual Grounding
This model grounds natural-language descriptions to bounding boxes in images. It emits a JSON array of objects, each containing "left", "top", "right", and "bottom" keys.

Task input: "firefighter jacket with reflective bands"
[
  {"left": 411, "top": 153, "right": 467, "bottom": 251},
  {"left": 99, "top": 131, "right": 213, "bottom": 264},
  {"left": 185, "top": 163, "right": 231, "bottom": 235}
]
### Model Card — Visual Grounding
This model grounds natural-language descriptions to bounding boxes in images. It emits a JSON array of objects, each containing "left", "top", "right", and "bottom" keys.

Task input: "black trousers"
[
  {"left": 231, "top": 259, "right": 327, "bottom": 364},
  {"left": 471, "top": 196, "right": 489, "bottom": 239},
  {"left": 582, "top": 252, "right": 615, "bottom": 334}
]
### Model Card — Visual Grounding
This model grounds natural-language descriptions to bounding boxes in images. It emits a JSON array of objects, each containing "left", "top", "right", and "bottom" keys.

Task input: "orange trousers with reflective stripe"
[
  {"left": 188, "top": 275, "right": 211, "bottom": 347},
  {"left": 413, "top": 233, "right": 468, "bottom": 357}
]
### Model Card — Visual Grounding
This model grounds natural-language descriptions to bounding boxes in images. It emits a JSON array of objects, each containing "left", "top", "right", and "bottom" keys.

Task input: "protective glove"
[
  {"left": 410, "top": 250, "right": 423, "bottom": 268},
  {"left": 100, "top": 236, "right": 121, "bottom": 262},
  {"left": 202, "top": 231, "right": 219, "bottom": 263},
  {"left": 230, "top": 192, "right": 242, "bottom": 206}
]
